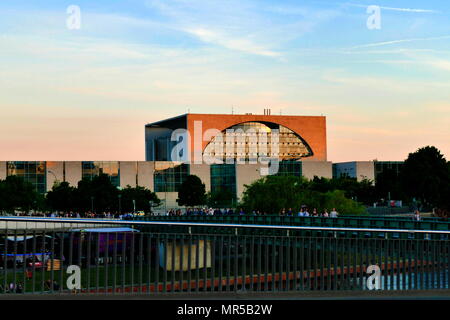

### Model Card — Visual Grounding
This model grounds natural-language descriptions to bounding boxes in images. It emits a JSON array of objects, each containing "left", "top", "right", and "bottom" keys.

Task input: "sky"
[{"left": 0, "top": 0, "right": 449, "bottom": 162}]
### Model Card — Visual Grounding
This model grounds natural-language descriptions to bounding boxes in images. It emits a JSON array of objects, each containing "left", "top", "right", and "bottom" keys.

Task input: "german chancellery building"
[{"left": 0, "top": 112, "right": 400, "bottom": 208}]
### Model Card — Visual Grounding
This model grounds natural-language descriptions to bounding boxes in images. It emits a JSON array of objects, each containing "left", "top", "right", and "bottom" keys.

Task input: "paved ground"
[{"left": 1, "top": 290, "right": 450, "bottom": 300}]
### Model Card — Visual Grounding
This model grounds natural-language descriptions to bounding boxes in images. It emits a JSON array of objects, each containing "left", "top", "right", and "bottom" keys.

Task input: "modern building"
[
  {"left": 332, "top": 161, "right": 376, "bottom": 182},
  {"left": 332, "top": 161, "right": 405, "bottom": 183},
  {"left": 145, "top": 113, "right": 327, "bottom": 162},
  {"left": 0, "top": 113, "right": 335, "bottom": 208}
]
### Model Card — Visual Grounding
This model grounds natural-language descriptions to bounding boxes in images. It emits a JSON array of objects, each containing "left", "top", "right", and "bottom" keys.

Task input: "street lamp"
[
  {"left": 91, "top": 196, "right": 94, "bottom": 213},
  {"left": 118, "top": 194, "right": 122, "bottom": 214},
  {"left": 48, "top": 170, "right": 59, "bottom": 186}
]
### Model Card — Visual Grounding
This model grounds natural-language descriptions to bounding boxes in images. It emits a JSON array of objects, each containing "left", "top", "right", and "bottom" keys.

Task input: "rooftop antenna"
[{"left": 231, "top": 105, "right": 234, "bottom": 114}]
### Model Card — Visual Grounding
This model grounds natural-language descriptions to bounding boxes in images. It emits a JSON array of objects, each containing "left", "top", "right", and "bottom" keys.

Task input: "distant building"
[
  {"left": 0, "top": 113, "right": 403, "bottom": 209},
  {"left": 332, "top": 161, "right": 376, "bottom": 182},
  {"left": 145, "top": 113, "right": 327, "bottom": 162}
]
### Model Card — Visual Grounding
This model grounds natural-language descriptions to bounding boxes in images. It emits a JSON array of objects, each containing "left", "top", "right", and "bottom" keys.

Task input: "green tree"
[
  {"left": 119, "top": 185, "right": 160, "bottom": 213},
  {"left": 240, "top": 175, "right": 366, "bottom": 215},
  {"left": 46, "top": 181, "right": 76, "bottom": 213},
  {"left": 74, "top": 174, "right": 119, "bottom": 213},
  {"left": 401, "top": 146, "right": 450, "bottom": 210},
  {"left": 375, "top": 168, "right": 403, "bottom": 202},
  {"left": 207, "top": 189, "right": 236, "bottom": 208},
  {"left": 0, "top": 176, "right": 38, "bottom": 213},
  {"left": 177, "top": 175, "right": 206, "bottom": 207}
]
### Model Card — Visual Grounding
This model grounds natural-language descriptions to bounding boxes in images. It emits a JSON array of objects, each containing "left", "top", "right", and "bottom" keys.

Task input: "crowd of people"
[
  {"left": 163, "top": 206, "right": 340, "bottom": 217},
  {"left": 280, "top": 207, "right": 339, "bottom": 217}
]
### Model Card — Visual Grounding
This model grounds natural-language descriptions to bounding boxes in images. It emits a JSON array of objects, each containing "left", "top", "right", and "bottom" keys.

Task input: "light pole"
[
  {"left": 118, "top": 194, "right": 122, "bottom": 214},
  {"left": 91, "top": 196, "right": 94, "bottom": 213},
  {"left": 48, "top": 170, "right": 59, "bottom": 186}
]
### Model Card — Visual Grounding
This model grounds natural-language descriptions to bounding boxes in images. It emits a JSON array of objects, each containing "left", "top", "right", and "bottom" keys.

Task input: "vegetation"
[
  {"left": 240, "top": 175, "right": 367, "bottom": 215},
  {"left": 0, "top": 173, "right": 160, "bottom": 214},
  {"left": 177, "top": 175, "right": 207, "bottom": 207},
  {"left": 206, "top": 189, "right": 236, "bottom": 208},
  {"left": 0, "top": 176, "right": 42, "bottom": 213},
  {"left": 400, "top": 146, "right": 450, "bottom": 214}
]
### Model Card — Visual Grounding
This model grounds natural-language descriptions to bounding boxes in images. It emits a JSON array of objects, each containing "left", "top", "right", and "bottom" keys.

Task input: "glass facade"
[
  {"left": 210, "top": 164, "right": 237, "bottom": 195},
  {"left": 81, "top": 161, "right": 120, "bottom": 187},
  {"left": 154, "top": 162, "right": 189, "bottom": 192},
  {"left": 203, "top": 121, "right": 312, "bottom": 163},
  {"left": 275, "top": 160, "right": 303, "bottom": 177},
  {"left": 7, "top": 161, "right": 47, "bottom": 194}
]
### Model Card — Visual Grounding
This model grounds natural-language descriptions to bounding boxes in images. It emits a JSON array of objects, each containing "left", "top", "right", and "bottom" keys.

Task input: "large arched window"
[{"left": 203, "top": 121, "right": 313, "bottom": 162}]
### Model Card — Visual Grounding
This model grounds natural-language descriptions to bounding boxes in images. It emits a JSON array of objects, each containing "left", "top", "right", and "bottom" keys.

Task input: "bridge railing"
[
  {"left": 0, "top": 217, "right": 449, "bottom": 295},
  {"left": 127, "top": 215, "right": 450, "bottom": 236}
]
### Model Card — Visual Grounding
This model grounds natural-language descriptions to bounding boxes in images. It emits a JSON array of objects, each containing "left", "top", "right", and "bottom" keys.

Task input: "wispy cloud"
[
  {"left": 343, "top": 3, "right": 440, "bottom": 14},
  {"left": 349, "top": 35, "right": 450, "bottom": 49},
  {"left": 183, "top": 28, "right": 281, "bottom": 57}
]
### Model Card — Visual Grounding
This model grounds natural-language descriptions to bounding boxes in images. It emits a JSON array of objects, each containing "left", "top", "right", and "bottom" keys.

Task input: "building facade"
[
  {"left": 0, "top": 113, "right": 336, "bottom": 208},
  {"left": 0, "top": 160, "right": 332, "bottom": 208},
  {"left": 145, "top": 113, "right": 327, "bottom": 163}
]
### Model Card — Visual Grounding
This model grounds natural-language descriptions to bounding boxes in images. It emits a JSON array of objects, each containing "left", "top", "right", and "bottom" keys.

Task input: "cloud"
[
  {"left": 145, "top": 0, "right": 339, "bottom": 57},
  {"left": 343, "top": 3, "right": 440, "bottom": 14},
  {"left": 183, "top": 27, "right": 281, "bottom": 57},
  {"left": 349, "top": 35, "right": 450, "bottom": 49}
]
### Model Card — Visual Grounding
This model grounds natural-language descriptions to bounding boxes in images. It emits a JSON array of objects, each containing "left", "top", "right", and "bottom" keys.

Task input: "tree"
[
  {"left": 0, "top": 176, "right": 39, "bottom": 213},
  {"left": 240, "top": 175, "right": 366, "bottom": 215},
  {"left": 400, "top": 146, "right": 450, "bottom": 210},
  {"left": 177, "top": 175, "right": 206, "bottom": 207},
  {"left": 74, "top": 174, "right": 119, "bottom": 213},
  {"left": 119, "top": 186, "right": 160, "bottom": 213},
  {"left": 46, "top": 181, "right": 76, "bottom": 213},
  {"left": 207, "top": 189, "right": 236, "bottom": 208},
  {"left": 375, "top": 168, "right": 403, "bottom": 202}
]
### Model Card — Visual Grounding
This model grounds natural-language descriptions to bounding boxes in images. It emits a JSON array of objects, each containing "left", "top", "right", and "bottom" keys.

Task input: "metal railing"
[{"left": 0, "top": 217, "right": 449, "bottom": 294}]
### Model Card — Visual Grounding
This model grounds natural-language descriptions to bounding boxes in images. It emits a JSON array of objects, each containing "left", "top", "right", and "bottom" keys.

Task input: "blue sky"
[{"left": 0, "top": 0, "right": 449, "bottom": 161}]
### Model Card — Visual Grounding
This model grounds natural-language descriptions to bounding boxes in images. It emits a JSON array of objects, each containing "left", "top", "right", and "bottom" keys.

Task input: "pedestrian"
[
  {"left": 413, "top": 210, "right": 421, "bottom": 221},
  {"left": 330, "top": 208, "right": 338, "bottom": 218}
]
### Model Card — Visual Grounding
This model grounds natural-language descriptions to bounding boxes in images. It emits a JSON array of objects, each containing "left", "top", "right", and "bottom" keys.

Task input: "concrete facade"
[
  {"left": 236, "top": 164, "right": 263, "bottom": 200},
  {"left": 333, "top": 161, "right": 375, "bottom": 182},
  {"left": 302, "top": 161, "right": 333, "bottom": 180},
  {"left": 119, "top": 161, "right": 138, "bottom": 188},
  {"left": 46, "top": 161, "right": 65, "bottom": 190},
  {"left": 65, "top": 161, "right": 82, "bottom": 187},
  {"left": 0, "top": 162, "right": 7, "bottom": 180},
  {"left": 189, "top": 164, "right": 211, "bottom": 192},
  {"left": 137, "top": 161, "right": 155, "bottom": 191}
]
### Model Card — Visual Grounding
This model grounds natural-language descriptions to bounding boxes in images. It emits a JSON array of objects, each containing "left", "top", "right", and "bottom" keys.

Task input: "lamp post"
[
  {"left": 118, "top": 194, "right": 122, "bottom": 214},
  {"left": 91, "top": 196, "right": 94, "bottom": 213},
  {"left": 48, "top": 170, "right": 59, "bottom": 186}
]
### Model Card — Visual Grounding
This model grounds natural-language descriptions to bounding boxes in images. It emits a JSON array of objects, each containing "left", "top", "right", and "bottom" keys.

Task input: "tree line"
[
  {"left": 0, "top": 174, "right": 160, "bottom": 214},
  {"left": 0, "top": 146, "right": 448, "bottom": 216},
  {"left": 176, "top": 146, "right": 450, "bottom": 216}
]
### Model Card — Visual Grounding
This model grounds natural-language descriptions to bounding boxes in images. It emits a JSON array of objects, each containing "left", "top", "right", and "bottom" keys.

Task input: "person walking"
[
  {"left": 413, "top": 210, "right": 421, "bottom": 221},
  {"left": 330, "top": 208, "right": 338, "bottom": 218}
]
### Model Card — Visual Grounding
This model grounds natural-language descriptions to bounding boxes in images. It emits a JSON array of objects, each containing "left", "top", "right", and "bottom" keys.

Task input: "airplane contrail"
[{"left": 350, "top": 36, "right": 450, "bottom": 49}]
